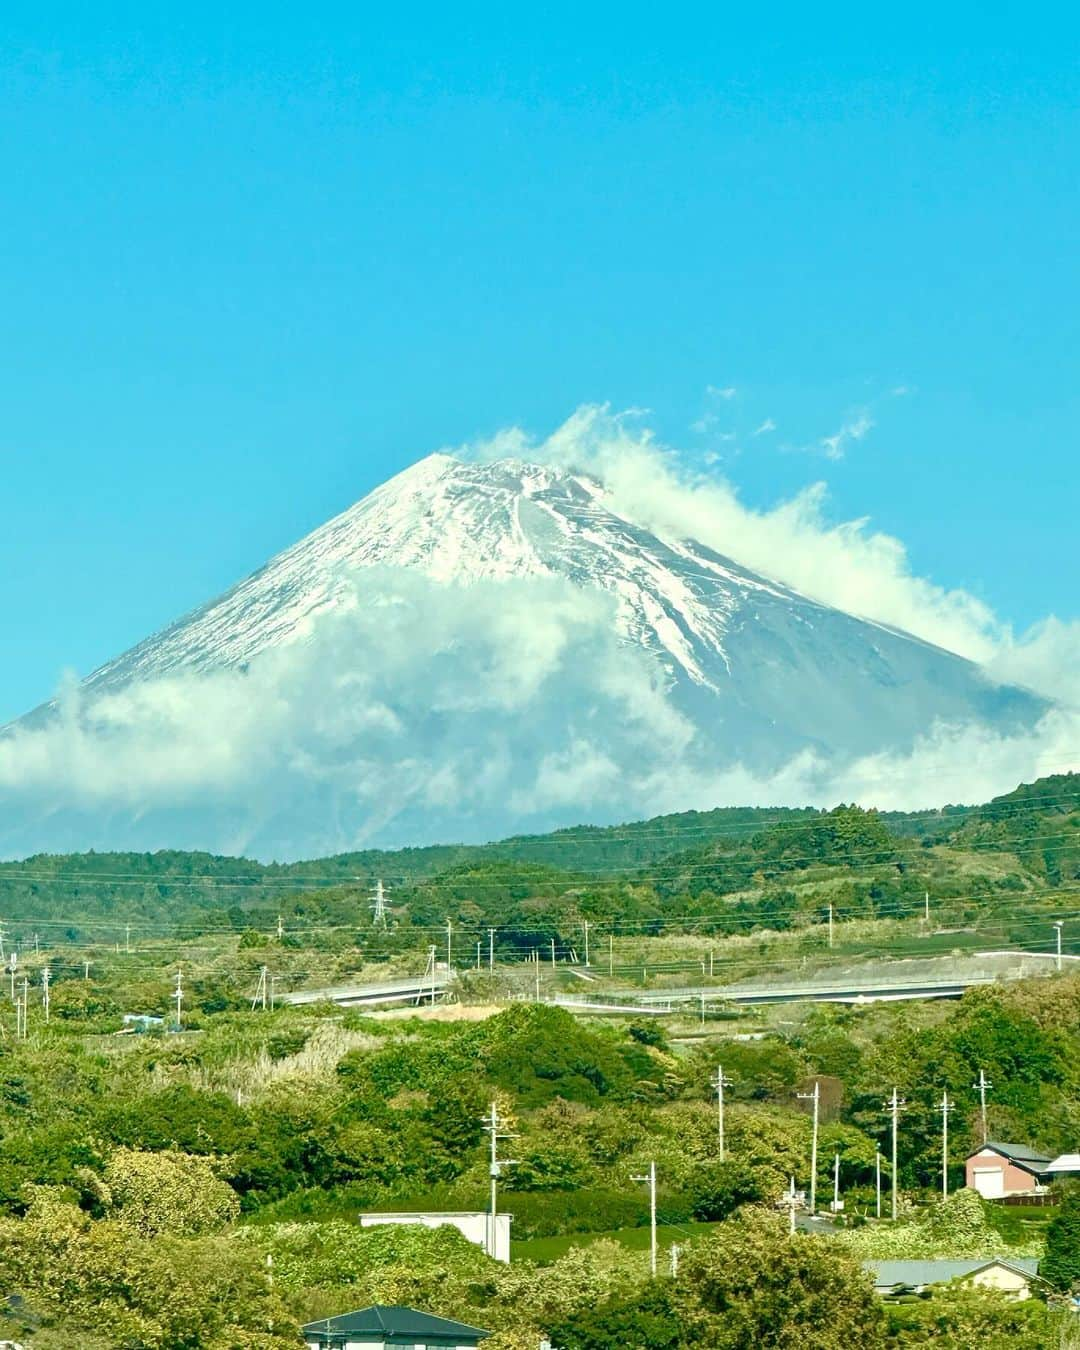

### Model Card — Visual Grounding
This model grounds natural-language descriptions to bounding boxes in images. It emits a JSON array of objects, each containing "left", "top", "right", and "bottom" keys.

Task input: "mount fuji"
[{"left": 1, "top": 453, "right": 1043, "bottom": 858}]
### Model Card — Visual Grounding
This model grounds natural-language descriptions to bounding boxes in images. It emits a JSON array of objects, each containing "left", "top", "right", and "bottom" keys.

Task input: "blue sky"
[{"left": 2, "top": 3, "right": 1078, "bottom": 724}]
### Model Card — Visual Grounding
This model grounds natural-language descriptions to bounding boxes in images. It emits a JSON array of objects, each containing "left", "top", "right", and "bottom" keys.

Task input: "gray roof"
[
  {"left": 302, "top": 1304, "right": 489, "bottom": 1343},
  {"left": 975, "top": 1140, "right": 1053, "bottom": 1167},
  {"left": 866, "top": 1258, "right": 1041, "bottom": 1290}
]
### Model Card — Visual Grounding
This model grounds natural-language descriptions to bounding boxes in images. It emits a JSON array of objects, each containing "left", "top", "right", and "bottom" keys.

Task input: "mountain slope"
[
  {"left": 74, "top": 454, "right": 1037, "bottom": 758},
  {"left": 1, "top": 455, "right": 1046, "bottom": 858}
]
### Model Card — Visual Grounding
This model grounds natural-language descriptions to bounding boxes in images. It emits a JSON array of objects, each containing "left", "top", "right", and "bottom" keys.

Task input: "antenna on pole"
[
  {"left": 939, "top": 1091, "right": 953, "bottom": 1199},
  {"left": 631, "top": 1161, "right": 658, "bottom": 1277},
  {"left": 714, "top": 1064, "right": 733, "bottom": 1162},
  {"left": 370, "top": 880, "right": 391, "bottom": 927},
  {"left": 973, "top": 1069, "right": 992, "bottom": 1144},
  {"left": 796, "top": 1081, "right": 821, "bottom": 1214}
]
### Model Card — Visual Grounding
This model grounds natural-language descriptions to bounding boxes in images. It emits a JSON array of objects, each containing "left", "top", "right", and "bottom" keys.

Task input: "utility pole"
[
  {"left": 1054, "top": 920, "right": 1064, "bottom": 971},
  {"left": 276, "top": 914, "right": 284, "bottom": 940},
  {"left": 252, "top": 966, "right": 270, "bottom": 1012},
  {"left": 32, "top": 932, "right": 39, "bottom": 956},
  {"left": 714, "top": 1064, "right": 733, "bottom": 1161},
  {"left": 826, "top": 904, "right": 834, "bottom": 949},
  {"left": 974, "top": 1069, "right": 992, "bottom": 1144},
  {"left": 709, "top": 949, "right": 714, "bottom": 978},
  {"left": 885, "top": 1088, "right": 906, "bottom": 1220},
  {"left": 41, "top": 967, "right": 50, "bottom": 1024},
  {"left": 20, "top": 978, "right": 28, "bottom": 1040},
  {"left": 924, "top": 890, "right": 930, "bottom": 924},
  {"left": 487, "top": 928, "right": 495, "bottom": 971},
  {"left": 446, "top": 919, "right": 453, "bottom": 974},
  {"left": 174, "top": 968, "right": 184, "bottom": 1029},
  {"left": 832, "top": 1152, "right": 840, "bottom": 1213},
  {"left": 535, "top": 964, "right": 541, "bottom": 1003},
  {"left": 8, "top": 951, "right": 16, "bottom": 1002},
  {"left": 608, "top": 933, "right": 613, "bottom": 977},
  {"left": 420, "top": 946, "right": 437, "bottom": 1004},
  {"left": 583, "top": 921, "right": 591, "bottom": 968},
  {"left": 875, "top": 1148, "right": 882, "bottom": 1219},
  {"left": 699, "top": 994, "right": 706, "bottom": 1027},
  {"left": 0, "top": 920, "right": 6, "bottom": 962},
  {"left": 631, "top": 1161, "right": 657, "bottom": 1277},
  {"left": 939, "top": 1091, "right": 953, "bottom": 1199},
  {"left": 550, "top": 938, "right": 556, "bottom": 968},
  {"left": 797, "top": 1081, "right": 821, "bottom": 1213},
  {"left": 475, "top": 940, "right": 481, "bottom": 971},
  {"left": 124, "top": 924, "right": 131, "bottom": 954},
  {"left": 83, "top": 960, "right": 91, "bottom": 981},
  {"left": 483, "top": 1103, "right": 518, "bottom": 1261},
  {"left": 370, "top": 880, "right": 390, "bottom": 927},
  {"left": 784, "top": 1176, "right": 798, "bottom": 1235}
]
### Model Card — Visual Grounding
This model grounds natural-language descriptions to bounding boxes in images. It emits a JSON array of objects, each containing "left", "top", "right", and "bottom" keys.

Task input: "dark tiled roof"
[
  {"left": 976, "top": 1140, "right": 1054, "bottom": 1167},
  {"left": 302, "top": 1304, "right": 489, "bottom": 1341}
]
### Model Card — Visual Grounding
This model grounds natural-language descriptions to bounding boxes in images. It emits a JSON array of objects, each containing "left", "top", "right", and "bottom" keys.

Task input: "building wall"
[
  {"left": 970, "top": 1265, "right": 1033, "bottom": 1299},
  {"left": 965, "top": 1150, "right": 1043, "bottom": 1197}
]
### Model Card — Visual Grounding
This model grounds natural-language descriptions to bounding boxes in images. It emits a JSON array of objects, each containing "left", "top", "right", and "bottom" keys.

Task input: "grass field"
[{"left": 511, "top": 1219, "right": 722, "bottom": 1264}]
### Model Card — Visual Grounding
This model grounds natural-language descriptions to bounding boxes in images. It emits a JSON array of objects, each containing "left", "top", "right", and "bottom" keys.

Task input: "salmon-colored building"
[{"left": 965, "top": 1141, "right": 1052, "bottom": 1198}]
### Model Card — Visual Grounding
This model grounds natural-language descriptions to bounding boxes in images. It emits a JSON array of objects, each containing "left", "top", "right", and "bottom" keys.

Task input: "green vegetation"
[{"left": 0, "top": 773, "right": 1075, "bottom": 1344}]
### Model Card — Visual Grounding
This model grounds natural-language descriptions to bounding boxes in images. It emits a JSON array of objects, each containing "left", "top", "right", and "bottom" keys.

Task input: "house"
[
  {"left": 866, "top": 1258, "right": 1044, "bottom": 1300},
  {"left": 359, "top": 1211, "right": 511, "bottom": 1263},
  {"left": 301, "top": 1304, "right": 489, "bottom": 1350},
  {"left": 964, "top": 1141, "right": 1053, "bottom": 1198},
  {"left": 1045, "top": 1153, "right": 1080, "bottom": 1178}
]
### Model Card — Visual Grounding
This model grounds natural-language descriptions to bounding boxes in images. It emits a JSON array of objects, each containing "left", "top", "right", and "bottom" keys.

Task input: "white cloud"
[
  {"left": 1, "top": 405, "right": 1074, "bottom": 858},
  {"left": 706, "top": 385, "right": 738, "bottom": 400},
  {"left": 753, "top": 418, "right": 777, "bottom": 436},
  {"left": 820, "top": 411, "right": 873, "bottom": 460}
]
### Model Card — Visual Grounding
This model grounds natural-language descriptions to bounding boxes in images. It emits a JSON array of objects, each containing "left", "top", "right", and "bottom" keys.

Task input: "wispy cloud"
[
  {"left": 706, "top": 384, "right": 738, "bottom": 400},
  {"left": 753, "top": 418, "right": 776, "bottom": 437},
  {"left": 820, "top": 411, "right": 873, "bottom": 460}
]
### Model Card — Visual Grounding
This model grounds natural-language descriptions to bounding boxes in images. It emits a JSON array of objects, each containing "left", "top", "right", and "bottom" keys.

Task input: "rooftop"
[
  {"left": 867, "top": 1258, "right": 1041, "bottom": 1289},
  {"left": 970, "top": 1140, "right": 1054, "bottom": 1166},
  {"left": 301, "top": 1304, "right": 489, "bottom": 1344}
]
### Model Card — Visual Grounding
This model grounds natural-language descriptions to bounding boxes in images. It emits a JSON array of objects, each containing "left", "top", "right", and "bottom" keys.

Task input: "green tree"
[
  {"left": 1043, "top": 1189, "right": 1080, "bottom": 1291},
  {"left": 104, "top": 1148, "right": 240, "bottom": 1237},
  {"left": 675, "top": 1211, "right": 887, "bottom": 1348}
]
